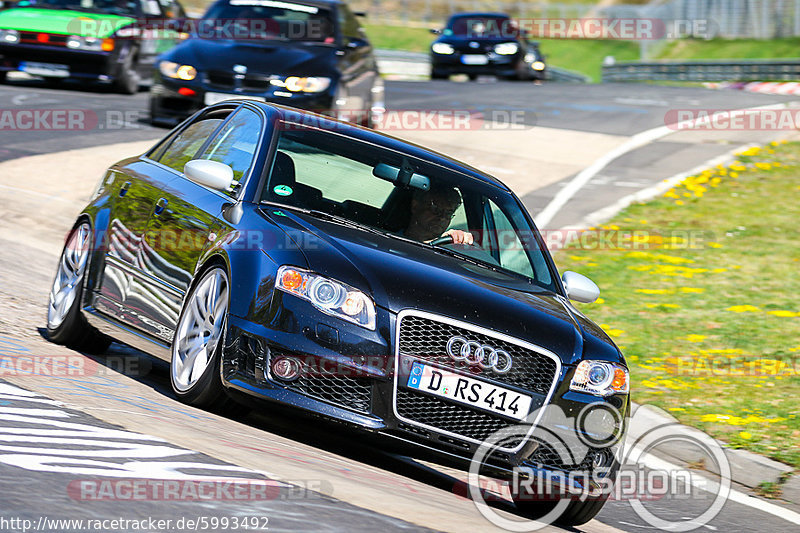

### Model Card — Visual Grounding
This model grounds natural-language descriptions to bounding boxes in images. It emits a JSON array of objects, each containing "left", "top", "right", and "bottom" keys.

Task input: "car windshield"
[
  {"left": 445, "top": 15, "right": 517, "bottom": 38},
  {"left": 23, "top": 0, "right": 141, "bottom": 16},
  {"left": 200, "top": 0, "right": 335, "bottom": 42},
  {"left": 260, "top": 123, "right": 556, "bottom": 291}
]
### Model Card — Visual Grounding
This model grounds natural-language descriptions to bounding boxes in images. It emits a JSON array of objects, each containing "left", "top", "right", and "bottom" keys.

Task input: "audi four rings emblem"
[{"left": 446, "top": 336, "right": 512, "bottom": 374}]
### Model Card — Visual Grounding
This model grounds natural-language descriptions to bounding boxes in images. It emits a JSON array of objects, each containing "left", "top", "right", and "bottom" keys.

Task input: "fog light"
[{"left": 272, "top": 357, "right": 301, "bottom": 381}]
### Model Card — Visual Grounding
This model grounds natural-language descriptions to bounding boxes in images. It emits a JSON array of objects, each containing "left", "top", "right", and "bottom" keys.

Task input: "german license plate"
[
  {"left": 461, "top": 55, "right": 488, "bottom": 65},
  {"left": 406, "top": 362, "right": 532, "bottom": 420},
  {"left": 20, "top": 61, "right": 69, "bottom": 78},
  {"left": 203, "top": 92, "right": 266, "bottom": 105}
]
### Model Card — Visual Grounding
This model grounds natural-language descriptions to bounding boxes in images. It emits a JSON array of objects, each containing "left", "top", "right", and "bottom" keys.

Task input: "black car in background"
[
  {"left": 430, "top": 12, "right": 545, "bottom": 81},
  {"left": 149, "top": 0, "right": 382, "bottom": 127},
  {"left": 46, "top": 101, "right": 628, "bottom": 526},
  {"left": 0, "top": 0, "right": 186, "bottom": 93}
]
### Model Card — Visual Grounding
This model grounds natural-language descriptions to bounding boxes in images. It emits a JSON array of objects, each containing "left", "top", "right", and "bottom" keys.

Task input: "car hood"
[
  {"left": 0, "top": 8, "right": 133, "bottom": 37},
  {"left": 265, "top": 209, "right": 609, "bottom": 363},
  {"left": 163, "top": 38, "right": 338, "bottom": 76}
]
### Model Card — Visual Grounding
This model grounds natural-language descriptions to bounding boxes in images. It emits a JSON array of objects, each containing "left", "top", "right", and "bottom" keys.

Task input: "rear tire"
[
  {"left": 170, "top": 266, "right": 231, "bottom": 409},
  {"left": 0, "top": 71, "right": 8, "bottom": 83},
  {"left": 46, "top": 222, "right": 112, "bottom": 354}
]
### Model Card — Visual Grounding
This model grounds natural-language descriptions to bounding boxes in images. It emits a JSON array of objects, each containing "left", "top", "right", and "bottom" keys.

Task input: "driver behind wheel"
[{"left": 403, "top": 183, "right": 474, "bottom": 245}]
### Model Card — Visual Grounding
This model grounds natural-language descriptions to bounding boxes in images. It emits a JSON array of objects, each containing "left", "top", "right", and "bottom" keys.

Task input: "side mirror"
[
  {"left": 430, "top": 28, "right": 442, "bottom": 35},
  {"left": 353, "top": 10, "right": 367, "bottom": 17},
  {"left": 562, "top": 271, "right": 600, "bottom": 303},
  {"left": 184, "top": 160, "right": 235, "bottom": 192}
]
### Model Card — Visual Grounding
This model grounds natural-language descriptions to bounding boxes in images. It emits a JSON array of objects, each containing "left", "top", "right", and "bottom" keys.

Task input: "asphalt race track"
[{"left": 0, "top": 77, "right": 799, "bottom": 533}]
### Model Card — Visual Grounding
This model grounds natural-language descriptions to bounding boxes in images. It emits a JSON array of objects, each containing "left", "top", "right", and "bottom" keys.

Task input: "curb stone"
[{"left": 627, "top": 403, "right": 796, "bottom": 503}]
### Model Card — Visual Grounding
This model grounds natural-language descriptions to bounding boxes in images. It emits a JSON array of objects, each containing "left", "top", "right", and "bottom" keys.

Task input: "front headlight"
[
  {"left": 270, "top": 76, "right": 331, "bottom": 93},
  {"left": 570, "top": 360, "right": 629, "bottom": 396},
  {"left": 276, "top": 266, "right": 376, "bottom": 330},
  {"left": 0, "top": 29, "right": 20, "bottom": 44},
  {"left": 66, "top": 36, "right": 114, "bottom": 51},
  {"left": 159, "top": 60, "right": 197, "bottom": 81},
  {"left": 532, "top": 61, "right": 545, "bottom": 71},
  {"left": 431, "top": 42, "right": 454, "bottom": 55},
  {"left": 494, "top": 42, "right": 519, "bottom": 55}
]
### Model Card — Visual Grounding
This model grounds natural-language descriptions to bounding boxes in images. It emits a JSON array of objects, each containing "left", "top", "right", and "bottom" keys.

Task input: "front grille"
[
  {"left": 396, "top": 388, "right": 523, "bottom": 446},
  {"left": 206, "top": 70, "right": 235, "bottom": 89},
  {"left": 204, "top": 71, "right": 272, "bottom": 92},
  {"left": 241, "top": 75, "right": 271, "bottom": 92},
  {"left": 398, "top": 314, "right": 558, "bottom": 395},
  {"left": 19, "top": 32, "right": 68, "bottom": 46},
  {"left": 271, "top": 355, "right": 372, "bottom": 414}
]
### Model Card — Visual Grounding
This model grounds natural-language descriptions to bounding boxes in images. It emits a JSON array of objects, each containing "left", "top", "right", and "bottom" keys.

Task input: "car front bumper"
[
  {"left": 0, "top": 42, "right": 125, "bottom": 80},
  {"left": 220, "top": 295, "right": 629, "bottom": 485},
  {"left": 149, "top": 75, "right": 335, "bottom": 125}
]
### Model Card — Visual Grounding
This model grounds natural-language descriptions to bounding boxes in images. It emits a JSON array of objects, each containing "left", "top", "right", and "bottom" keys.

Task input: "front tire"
[
  {"left": 171, "top": 266, "right": 230, "bottom": 408},
  {"left": 46, "top": 222, "right": 111, "bottom": 353},
  {"left": 114, "top": 52, "right": 141, "bottom": 95}
]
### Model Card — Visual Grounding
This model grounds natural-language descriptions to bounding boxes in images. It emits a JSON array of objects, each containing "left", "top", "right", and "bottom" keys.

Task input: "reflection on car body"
[{"left": 46, "top": 102, "right": 627, "bottom": 526}]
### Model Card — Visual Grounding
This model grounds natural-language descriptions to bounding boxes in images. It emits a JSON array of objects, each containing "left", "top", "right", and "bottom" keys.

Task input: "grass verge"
[
  {"left": 554, "top": 141, "right": 800, "bottom": 468},
  {"left": 657, "top": 37, "right": 800, "bottom": 61}
]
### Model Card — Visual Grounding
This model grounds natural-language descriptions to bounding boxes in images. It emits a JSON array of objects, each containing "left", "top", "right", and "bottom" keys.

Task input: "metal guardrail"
[{"left": 602, "top": 60, "right": 800, "bottom": 82}]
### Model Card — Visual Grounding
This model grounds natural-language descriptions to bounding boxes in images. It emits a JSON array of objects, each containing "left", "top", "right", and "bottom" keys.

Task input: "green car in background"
[{"left": 0, "top": 0, "right": 186, "bottom": 93}]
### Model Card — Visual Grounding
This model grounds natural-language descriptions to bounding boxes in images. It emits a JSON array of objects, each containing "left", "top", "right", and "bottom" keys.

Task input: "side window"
[
  {"left": 197, "top": 108, "right": 262, "bottom": 188},
  {"left": 157, "top": 118, "right": 225, "bottom": 173},
  {"left": 338, "top": 5, "right": 365, "bottom": 41},
  {"left": 488, "top": 200, "right": 534, "bottom": 278}
]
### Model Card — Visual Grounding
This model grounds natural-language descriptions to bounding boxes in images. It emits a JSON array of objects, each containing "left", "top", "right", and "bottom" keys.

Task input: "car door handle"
[
  {"left": 119, "top": 181, "right": 131, "bottom": 197},
  {"left": 154, "top": 197, "right": 168, "bottom": 215}
]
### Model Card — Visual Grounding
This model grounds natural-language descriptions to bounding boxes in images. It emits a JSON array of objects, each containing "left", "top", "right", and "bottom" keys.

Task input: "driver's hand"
[{"left": 444, "top": 229, "right": 474, "bottom": 245}]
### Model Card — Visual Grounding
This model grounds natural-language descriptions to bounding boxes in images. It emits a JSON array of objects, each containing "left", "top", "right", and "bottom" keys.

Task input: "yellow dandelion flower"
[
  {"left": 684, "top": 334, "right": 706, "bottom": 342},
  {"left": 707, "top": 242, "right": 723, "bottom": 248},
  {"left": 595, "top": 298, "right": 605, "bottom": 304},
  {"left": 767, "top": 310, "right": 800, "bottom": 318},
  {"left": 740, "top": 431, "right": 752, "bottom": 440},
  {"left": 726, "top": 305, "right": 760, "bottom": 313},
  {"left": 675, "top": 200, "right": 684, "bottom": 206},
  {"left": 680, "top": 287, "right": 705, "bottom": 293},
  {"left": 635, "top": 289, "right": 671, "bottom": 295},
  {"left": 730, "top": 172, "right": 739, "bottom": 178}
]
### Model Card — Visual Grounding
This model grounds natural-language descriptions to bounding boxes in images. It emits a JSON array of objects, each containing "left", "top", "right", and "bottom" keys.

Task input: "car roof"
[
  {"left": 448, "top": 12, "right": 511, "bottom": 19},
  {"left": 246, "top": 102, "right": 512, "bottom": 192},
  {"left": 210, "top": 0, "right": 345, "bottom": 8}
]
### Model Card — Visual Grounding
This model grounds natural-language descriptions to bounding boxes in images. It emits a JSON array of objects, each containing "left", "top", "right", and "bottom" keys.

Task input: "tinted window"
[
  {"left": 197, "top": 108, "right": 262, "bottom": 187},
  {"left": 445, "top": 15, "right": 517, "bottom": 38},
  {"left": 27, "top": 0, "right": 140, "bottom": 16},
  {"left": 158, "top": 118, "right": 224, "bottom": 173},
  {"left": 486, "top": 200, "right": 534, "bottom": 278},
  {"left": 261, "top": 126, "right": 555, "bottom": 290},
  {"left": 202, "top": 0, "right": 335, "bottom": 42}
]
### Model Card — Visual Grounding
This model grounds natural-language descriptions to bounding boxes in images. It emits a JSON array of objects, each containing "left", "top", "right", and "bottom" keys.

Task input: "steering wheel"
[{"left": 429, "top": 235, "right": 454, "bottom": 246}]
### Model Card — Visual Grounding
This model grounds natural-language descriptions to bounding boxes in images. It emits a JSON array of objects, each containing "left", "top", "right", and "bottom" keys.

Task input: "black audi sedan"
[
  {"left": 47, "top": 101, "right": 627, "bottom": 525},
  {"left": 430, "top": 12, "right": 545, "bottom": 81},
  {"left": 148, "top": 0, "right": 382, "bottom": 127}
]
